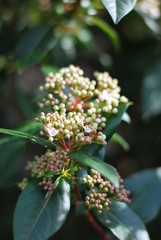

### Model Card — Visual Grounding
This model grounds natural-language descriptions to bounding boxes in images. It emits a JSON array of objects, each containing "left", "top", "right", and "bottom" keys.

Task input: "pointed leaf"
[
  {"left": 70, "top": 151, "right": 119, "bottom": 187},
  {"left": 0, "top": 120, "right": 43, "bottom": 146},
  {"left": 124, "top": 167, "right": 161, "bottom": 223},
  {"left": 122, "top": 112, "right": 131, "bottom": 124},
  {"left": 101, "top": 0, "right": 137, "bottom": 24},
  {"left": 111, "top": 133, "right": 129, "bottom": 151},
  {"left": 13, "top": 179, "right": 70, "bottom": 240},
  {"left": 102, "top": 102, "right": 130, "bottom": 139},
  {"left": 16, "top": 24, "right": 55, "bottom": 68},
  {"left": 0, "top": 128, "right": 60, "bottom": 149},
  {"left": 94, "top": 201, "right": 150, "bottom": 240}
]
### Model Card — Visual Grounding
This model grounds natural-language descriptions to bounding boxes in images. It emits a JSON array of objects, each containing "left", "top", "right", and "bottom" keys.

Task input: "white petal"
[
  {"left": 83, "top": 125, "right": 93, "bottom": 133},
  {"left": 48, "top": 128, "right": 59, "bottom": 137}
]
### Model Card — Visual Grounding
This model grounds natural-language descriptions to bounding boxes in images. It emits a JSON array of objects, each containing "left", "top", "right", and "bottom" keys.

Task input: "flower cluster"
[
  {"left": 82, "top": 169, "right": 130, "bottom": 214},
  {"left": 26, "top": 147, "right": 73, "bottom": 195},
  {"left": 26, "top": 147, "right": 69, "bottom": 177},
  {"left": 36, "top": 65, "right": 128, "bottom": 149},
  {"left": 22, "top": 65, "right": 130, "bottom": 199}
]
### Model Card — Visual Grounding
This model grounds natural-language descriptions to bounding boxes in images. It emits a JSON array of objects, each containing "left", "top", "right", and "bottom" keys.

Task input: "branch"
[
  {"left": 85, "top": 211, "right": 111, "bottom": 240},
  {"left": 74, "top": 184, "right": 111, "bottom": 240}
]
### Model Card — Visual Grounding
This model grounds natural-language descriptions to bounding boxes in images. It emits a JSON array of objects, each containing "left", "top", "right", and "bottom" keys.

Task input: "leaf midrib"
[{"left": 25, "top": 194, "right": 51, "bottom": 240}]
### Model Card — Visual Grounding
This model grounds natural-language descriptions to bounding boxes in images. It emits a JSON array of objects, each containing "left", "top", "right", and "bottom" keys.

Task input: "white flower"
[
  {"left": 83, "top": 125, "right": 93, "bottom": 133},
  {"left": 48, "top": 128, "right": 59, "bottom": 137}
]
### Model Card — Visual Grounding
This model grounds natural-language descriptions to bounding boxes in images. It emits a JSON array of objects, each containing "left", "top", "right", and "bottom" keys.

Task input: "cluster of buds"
[
  {"left": 82, "top": 169, "right": 130, "bottom": 214},
  {"left": 23, "top": 65, "right": 130, "bottom": 198},
  {"left": 36, "top": 65, "right": 128, "bottom": 149},
  {"left": 26, "top": 147, "right": 69, "bottom": 177},
  {"left": 26, "top": 147, "right": 74, "bottom": 195},
  {"left": 39, "top": 177, "right": 56, "bottom": 196}
]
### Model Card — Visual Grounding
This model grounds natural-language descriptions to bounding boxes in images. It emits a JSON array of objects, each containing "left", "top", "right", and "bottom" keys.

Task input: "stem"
[
  {"left": 74, "top": 184, "right": 111, "bottom": 240},
  {"left": 85, "top": 211, "right": 111, "bottom": 240},
  {"left": 59, "top": 139, "right": 68, "bottom": 150}
]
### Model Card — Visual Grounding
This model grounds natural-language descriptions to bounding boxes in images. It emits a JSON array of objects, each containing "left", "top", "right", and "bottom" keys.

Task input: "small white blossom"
[
  {"left": 83, "top": 125, "right": 93, "bottom": 133},
  {"left": 48, "top": 128, "right": 59, "bottom": 137}
]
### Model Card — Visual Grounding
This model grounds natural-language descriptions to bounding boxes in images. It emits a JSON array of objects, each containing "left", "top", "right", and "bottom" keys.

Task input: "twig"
[{"left": 74, "top": 184, "right": 111, "bottom": 240}]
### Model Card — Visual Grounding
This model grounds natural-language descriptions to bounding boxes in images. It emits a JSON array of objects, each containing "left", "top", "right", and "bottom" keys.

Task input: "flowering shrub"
[
  {"left": 0, "top": 65, "right": 152, "bottom": 240},
  {"left": 23, "top": 65, "right": 130, "bottom": 214}
]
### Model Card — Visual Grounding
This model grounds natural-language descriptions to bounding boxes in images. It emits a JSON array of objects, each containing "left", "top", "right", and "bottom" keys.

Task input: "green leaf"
[
  {"left": 87, "top": 16, "right": 120, "bottom": 51},
  {"left": 0, "top": 128, "right": 60, "bottom": 149},
  {"left": 101, "top": 0, "right": 137, "bottom": 24},
  {"left": 102, "top": 102, "right": 130, "bottom": 139},
  {"left": 111, "top": 133, "right": 129, "bottom": 151},
  {"left": 141, "top": 60, "right": 161, "bottom": 118},
  {"left": 0, "top": 120, "right": 43, "bottom": 146},
  {"left": 75, "top": 201, "right": 88, "bottom": 217},
  {"left": 13, "top": 179, "right": 70, "bottom": 240},
  {"left": 122, "top": 112, "right": 131, "bottom": 124},
  {"left": 16, "top": 24, "right": 56, "bottom": 68},
  {"left": 124, "top": 167, "right": 161, "bottom": 223},
  {"left": 41, "top": 65, "right": 59, "bottom": 76},
  {"left": 94, "top": 201, "right": 150, "bottom": 240},
  {"left": 70, "top": 151, "right": 119, "bottom": 188},
  {"left": 0, "top": 142, "right": 25, "bottom": 186}
]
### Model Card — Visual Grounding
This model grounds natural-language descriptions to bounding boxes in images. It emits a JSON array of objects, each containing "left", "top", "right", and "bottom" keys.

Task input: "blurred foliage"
[{"left": 0, "top": 0, "right": 161, "bottom": 240}]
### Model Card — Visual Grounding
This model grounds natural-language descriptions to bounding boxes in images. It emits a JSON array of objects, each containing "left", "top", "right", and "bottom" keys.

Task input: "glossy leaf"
[
  {"left": 124, "top": 167, "right": 161, "bottom": 223},
  {"left": 16, "top": 24, "right": 55, "bottom": 68},
  {"left": 0, "top": 120, "right": 43, "bottom": 146},
  {"left": 94, "top": 201, "right": 150, "bottom": 240},
  {"left": 0, "top": 128, "right": 60, "bottom": 149},
  {"left": 101, "top": 0, "right": 137, "bottom": 24},
  {"left": 111, "top": 133, "right": 129, "bottom": 151},
  {"left": 122, "top": 112, "right": 131, "bottom": 124},
  {"left": 102, "top": 102, "right": 130, "bottom": 139},
  {"left": 14, "top": 179, "right": 70, "bottom": 240},
  {"left": 70, "top": 151, "right": 119, "bottom": 188},
  {"left": 88, "top": 16, "right": 120, "bottom": 51}
]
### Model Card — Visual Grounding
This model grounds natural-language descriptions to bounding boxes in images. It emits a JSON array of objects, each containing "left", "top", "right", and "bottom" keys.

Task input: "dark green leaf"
[
  {"left": 101, "top": 0, "right": 137, "bottom": 24},
  {"left": 94, "top": 201, "right": 150, "bottom": 240},
  {"left": 102, "top": 102, "right": 130, "bottom": 139},
  {"left": 141, "top": 60, "right": 161, "bottom": 118},
  {"left": 0, "top": 120, "right": 43, "bottom": 146},
  {"left": 75, "top": 201, "right": 88, "bottom": 217},
  {"left": 111, "top": 133, "right": 129, "bottom": 151},
  {"left": 14, "top": 179, "right": 70, "bottom": 240},
  {"left": 122, "top": 112, "right": 131, "bottom": 124},
  {"left": 70, "top": 152, "right": 119, "bottom": 188},
  {"left": 0, "top": 128, "right": 60, "bottom": 149},
  {"left": 124, "top": 167, "right": 161, "bottom": 223},
  {"left": 87, "top": 16, "right": 120, "bottom": 51},
  {"left": 16, "top": 25, "right": 56, "bottom": 68},
  {"left": 0, "top": 142, "right": 25, "bottom": 186}
]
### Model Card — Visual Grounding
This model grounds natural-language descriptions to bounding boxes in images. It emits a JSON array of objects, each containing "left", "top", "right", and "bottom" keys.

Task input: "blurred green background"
[{"left": 0, "top": 0, "right": 161, "bottom": 239}]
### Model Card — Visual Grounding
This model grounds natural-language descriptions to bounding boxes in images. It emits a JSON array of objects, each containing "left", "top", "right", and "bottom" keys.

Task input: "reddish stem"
[
  {"left": 75, "top": 184, "right": 82, "bottom": 201},
  {"left": 74, "top": 184, "right": 111, "bottom": 240},
  {"left": 59, "top": 139, "right": 67, "bottom": 150},
  {"left": 85, "top": 212, "right": 111, "bottom": 240}
]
